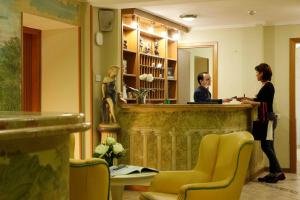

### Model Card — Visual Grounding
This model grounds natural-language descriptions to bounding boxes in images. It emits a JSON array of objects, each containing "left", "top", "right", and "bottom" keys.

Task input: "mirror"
[{"left": 177, "top": 42, "right": 218, "bottom": 103}]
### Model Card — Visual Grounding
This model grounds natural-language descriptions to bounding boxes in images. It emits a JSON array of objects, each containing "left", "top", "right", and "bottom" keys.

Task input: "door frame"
[
  {"left": 289, "top": 38, "right": 300, "bottom": 173},
  {"left": 178, "top": 42, "right": 218, "bottom": 98},
  {"left": 22, "top": 26, "right": 41, "bottom": 112}
]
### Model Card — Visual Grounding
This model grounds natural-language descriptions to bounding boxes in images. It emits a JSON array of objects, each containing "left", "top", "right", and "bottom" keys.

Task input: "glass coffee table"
[{"left": 110, "top": 172, "right": 158, "bottom": 200}]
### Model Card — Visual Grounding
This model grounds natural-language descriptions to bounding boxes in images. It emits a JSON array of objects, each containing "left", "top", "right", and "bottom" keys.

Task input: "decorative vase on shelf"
[{"left": 136, "top": 95, "right": 147, "bottom": 104}]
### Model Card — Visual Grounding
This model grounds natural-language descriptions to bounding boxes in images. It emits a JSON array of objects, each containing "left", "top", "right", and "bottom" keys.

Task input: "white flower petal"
[
  {"left": 95, "top": 144, "right": 109, "bottom": 156},
  {"left": 113, "top": 143, "right": 124, "bottom": 154},
  {"left": 146, "top": 74, "right": 154, "bottom": 82},
  {"left": 106, "top": 137, "right": 116, "bottom": 145},
  {"left": 139, "top": 74, "right": 147, "bottom": 81}
]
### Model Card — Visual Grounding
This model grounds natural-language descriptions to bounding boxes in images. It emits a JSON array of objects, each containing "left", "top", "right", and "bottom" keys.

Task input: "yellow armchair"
[
  {"left": 69, "top": 134, "right": 110, "bottom": 200},
  {"left": 140, "top": 131, "right": 254, "bottom": 200}
]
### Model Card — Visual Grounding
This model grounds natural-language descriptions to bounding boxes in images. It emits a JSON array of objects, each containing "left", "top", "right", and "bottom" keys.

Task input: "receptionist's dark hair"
[
  {"left": 255, "top": 63, "right": 272, "bottom": 81},
  {"left": 197, "top": 72, "right": 208, "bottom": 84}
]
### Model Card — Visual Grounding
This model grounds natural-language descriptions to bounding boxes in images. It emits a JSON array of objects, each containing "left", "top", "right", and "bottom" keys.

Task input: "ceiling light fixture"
[
  {"left": 179, "top": 14, "right": 197, "bottom": 22},
  {"left": 248, "top": 10, "right": 256, "bottom": 16}
]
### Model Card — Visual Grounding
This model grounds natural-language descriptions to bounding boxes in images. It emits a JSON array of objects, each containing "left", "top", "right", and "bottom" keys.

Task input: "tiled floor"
[{"left": 123, "top": 160, "right": 300, "bottom": 200}]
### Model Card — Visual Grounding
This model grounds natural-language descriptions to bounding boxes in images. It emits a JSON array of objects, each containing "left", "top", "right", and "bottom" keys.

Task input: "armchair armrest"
[
  {"left": 150, "top": 170, "right": 209, "bottom": 194},
  {"left": 70, "top": 158, "right": 108, "bottom": 167},
  {"left": 178, "top": 178, "right": 235, "bottom": 200}
]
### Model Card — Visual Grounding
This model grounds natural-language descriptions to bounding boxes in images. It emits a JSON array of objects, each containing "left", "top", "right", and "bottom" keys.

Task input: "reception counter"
[
  {"left": 0, "top": 112, "right": 90, "bottom": 199},
  {"left": 117, "top": 104, "right": 263, "bottom": 179}
]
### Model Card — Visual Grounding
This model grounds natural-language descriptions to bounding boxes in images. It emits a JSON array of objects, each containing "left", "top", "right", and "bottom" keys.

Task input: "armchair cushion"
[{"left": 150, "top": 170, "right": 210, "bottom": 194}]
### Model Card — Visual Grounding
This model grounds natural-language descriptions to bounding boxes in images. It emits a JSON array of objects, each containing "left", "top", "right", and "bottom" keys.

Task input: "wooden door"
[
  {"left": 22, "top": 26, "right": 41, "bottom": 112},
  {"left": 178, "top": 49, "right": 191, "bottom": 103},
  {"left": 194, "top": 56, "right": 209, "bottom": 89}
]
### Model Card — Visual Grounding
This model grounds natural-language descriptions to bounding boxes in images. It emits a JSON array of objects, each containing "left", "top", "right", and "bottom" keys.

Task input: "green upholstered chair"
[{"left": 69, "top": 134, "right": 110, "bottom": 200}]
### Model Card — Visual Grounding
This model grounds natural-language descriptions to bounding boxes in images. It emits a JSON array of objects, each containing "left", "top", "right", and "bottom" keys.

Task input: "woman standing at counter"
[{"left": 239, "top": 63, "right": 285, "bottom": 183}]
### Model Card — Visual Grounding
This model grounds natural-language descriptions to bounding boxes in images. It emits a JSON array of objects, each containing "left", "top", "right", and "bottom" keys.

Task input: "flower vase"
[
  {"left": 137, "top": 95, "right": 146, "bottom": 104},
  {"left": 106, "top": 157, "right": 114, "bottom": 167}
]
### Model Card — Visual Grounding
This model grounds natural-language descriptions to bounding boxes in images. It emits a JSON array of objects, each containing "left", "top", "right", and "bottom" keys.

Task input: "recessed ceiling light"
[
  {"left": 179, "top": 14, "right": 197, "bottom": 22},
  {"left": 248, "top": 10, "right": 256, "bottom": 16}
]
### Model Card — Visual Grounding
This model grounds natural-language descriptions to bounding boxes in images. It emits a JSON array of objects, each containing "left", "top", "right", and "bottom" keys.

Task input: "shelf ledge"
[
  {"left": 140, "top": 52, "right": 165, "bottom": 59},
  {"left": 167, "top": 58, "right": 177, "bottom": 61},
  {"left": 123, "top": 24, "right": 136, "bottom": 31},
  {"left": 123, "top": 74, "right": 136, "bottom": 77},
  {"left": 123, "top": 49, "right": 137, "bottom": 54},
  {"left": 140, "top": 29, "right": 164, "bottom": 39}
]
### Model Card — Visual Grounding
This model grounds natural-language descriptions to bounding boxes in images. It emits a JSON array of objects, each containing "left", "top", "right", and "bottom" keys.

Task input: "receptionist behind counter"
[{"left": 194, "top": 72, "right": 232, "bottom": 104}]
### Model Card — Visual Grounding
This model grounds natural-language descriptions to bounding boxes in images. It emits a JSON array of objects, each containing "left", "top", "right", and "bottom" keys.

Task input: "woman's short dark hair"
[
  {"left": 255, "top": 63, "right": 272, "bottom": 81},
  {"left": 197, "top": 72, "right": 207, "bottom": 84}
]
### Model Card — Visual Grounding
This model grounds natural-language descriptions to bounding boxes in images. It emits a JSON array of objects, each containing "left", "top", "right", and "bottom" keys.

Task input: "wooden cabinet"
[{"left": 121, "top": 9, "right": 183, "bottom": 104}]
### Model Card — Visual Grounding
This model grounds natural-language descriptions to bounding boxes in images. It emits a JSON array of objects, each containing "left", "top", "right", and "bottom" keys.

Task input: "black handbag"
[
  {"left": 252, "top": 120, "right": 268, "bottom": 140},
  {"left": 251, "top": 102, "right": 268, "bottom": 140}
]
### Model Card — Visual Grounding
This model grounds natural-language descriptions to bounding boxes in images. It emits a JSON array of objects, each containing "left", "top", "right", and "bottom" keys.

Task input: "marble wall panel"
[{"left": 0, "top": 134, "right": 69, "bottom": 199}]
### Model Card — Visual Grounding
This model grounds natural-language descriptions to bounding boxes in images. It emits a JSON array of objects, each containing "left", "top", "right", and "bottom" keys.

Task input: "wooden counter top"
[{"left": 119, "top": 103, "right": 254, "bottom": 112}]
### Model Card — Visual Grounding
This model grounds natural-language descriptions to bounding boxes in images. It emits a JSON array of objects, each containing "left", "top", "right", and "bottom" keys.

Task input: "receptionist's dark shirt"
[{"left": 194, "top": 86, "right": 222, "bottom": 104}]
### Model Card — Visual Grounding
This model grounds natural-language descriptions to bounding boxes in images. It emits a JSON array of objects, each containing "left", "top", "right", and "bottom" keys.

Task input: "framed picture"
[{"left": 99, "top": 9, "right": 114, "bottom": 32}]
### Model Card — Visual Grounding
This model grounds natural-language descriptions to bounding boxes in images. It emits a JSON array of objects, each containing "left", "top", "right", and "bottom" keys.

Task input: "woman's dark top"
[
  {"left": 194, "top": 86, "right": 222, "bottom": 104},
  {"left": 254, "top": 82, "right": 274, "bottom": 113}
]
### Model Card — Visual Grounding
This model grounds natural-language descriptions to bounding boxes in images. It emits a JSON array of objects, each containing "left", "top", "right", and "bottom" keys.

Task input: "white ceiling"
[{"left": 91, "top": 0, "right": 300, "bottom": 30}]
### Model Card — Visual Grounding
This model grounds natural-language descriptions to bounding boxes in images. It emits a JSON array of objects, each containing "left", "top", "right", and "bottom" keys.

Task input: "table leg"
[{"left": 111, "top": 185, "right": 124, "bottom": 200}]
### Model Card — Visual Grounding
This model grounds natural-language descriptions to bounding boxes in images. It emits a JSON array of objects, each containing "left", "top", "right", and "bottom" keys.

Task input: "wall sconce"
[
  {"left": 148, "top": 21, "right": 154, "bottom": 33},
  {"left": 172, "top": 32, "right": 180, "bottom": 40},
  {"left": 131, "top": 15, "right": 137, "bottom": 28},
  {"left": 160, "top": 25, "right": 167, "bottom": 37}
]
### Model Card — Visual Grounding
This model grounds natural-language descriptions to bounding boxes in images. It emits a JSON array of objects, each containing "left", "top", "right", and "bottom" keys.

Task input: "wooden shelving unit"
[{"left": 121, "top": 9, "right": 185, "bottom": 104}]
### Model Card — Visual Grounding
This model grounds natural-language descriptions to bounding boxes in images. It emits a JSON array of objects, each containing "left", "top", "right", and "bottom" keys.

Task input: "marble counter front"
[
  {"left": 0, "top": 112, "right": 90, "bottom": 199},
  {"left": 117, "top": 104, "right": 263, "bottom": 179}
]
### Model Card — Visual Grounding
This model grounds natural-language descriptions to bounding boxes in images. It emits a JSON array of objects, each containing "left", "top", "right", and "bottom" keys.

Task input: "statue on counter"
[{"left": 101, "top": 65, "right": 120, "bottom": 124}]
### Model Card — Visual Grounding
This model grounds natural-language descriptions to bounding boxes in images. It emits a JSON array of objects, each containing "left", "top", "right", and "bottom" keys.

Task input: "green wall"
[{"left": 0, "top": 0, "right": 80, "bottom": 111}]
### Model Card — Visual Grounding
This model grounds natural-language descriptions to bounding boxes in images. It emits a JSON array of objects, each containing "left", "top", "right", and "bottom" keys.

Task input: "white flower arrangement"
[
  {"left": 126, "top": 73, "right": 155, "bottom": 104},
  {"left": 139, "top": 73, "right": 154, "bottom": 82},
  {"left": 93, "top": 137, "right": 125, "bottom": 166}
]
